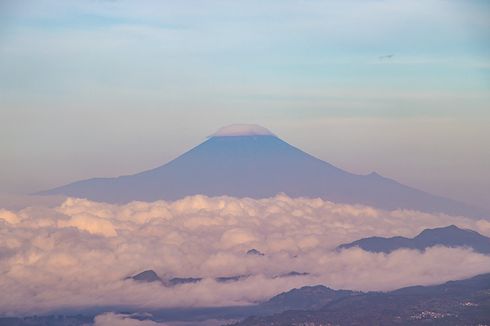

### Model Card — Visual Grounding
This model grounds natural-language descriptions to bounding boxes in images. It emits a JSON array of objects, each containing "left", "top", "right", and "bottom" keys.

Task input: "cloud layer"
[
  {"left": 93, "top": 313, "right": 226, "bottom": 326},
  {"left": 1, "top": 194, "right": 490, "bottom": 315}
]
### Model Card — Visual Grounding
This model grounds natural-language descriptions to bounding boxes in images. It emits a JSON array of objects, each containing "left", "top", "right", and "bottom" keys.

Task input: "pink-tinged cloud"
[{"left": 1, "top": 195, "right": 490, "bottom": 314}]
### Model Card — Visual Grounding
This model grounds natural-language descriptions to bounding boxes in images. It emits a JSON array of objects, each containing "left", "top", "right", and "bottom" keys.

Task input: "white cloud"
[
  {"left": 94, "top": 313, "right": 163, "bottom": 326},
  {"left": 0, "top": 209, "right": 20, "bottom": 224},
  {"left": 93, "top": 312, "right": 227, "bottom": 326},
  {"left": 0, "top": 195, "right": 489, "bottom": 315}
]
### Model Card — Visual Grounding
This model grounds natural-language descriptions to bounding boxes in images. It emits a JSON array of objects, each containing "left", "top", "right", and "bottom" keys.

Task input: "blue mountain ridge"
[{"left": 337, "top": 225, "right": 490, "bottom": 254}]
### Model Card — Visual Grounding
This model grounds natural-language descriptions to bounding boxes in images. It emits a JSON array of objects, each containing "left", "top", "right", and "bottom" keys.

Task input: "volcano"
[{"left": 39, "top": 124, "right": 487, "bottom": 218}]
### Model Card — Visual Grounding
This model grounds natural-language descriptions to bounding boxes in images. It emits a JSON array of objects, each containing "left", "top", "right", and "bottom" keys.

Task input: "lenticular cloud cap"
[{"left": 209, "top": 124, "right": 275, "bottom": 137}]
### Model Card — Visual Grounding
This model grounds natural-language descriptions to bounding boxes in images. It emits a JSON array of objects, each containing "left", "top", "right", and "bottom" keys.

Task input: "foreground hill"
[
  {"left": 337, "top": 225, "right": 490, "bottom": 254},
  {"left": 235, "top": 273, "right": 490, "bottom": 326},
  {"left": 39, "top": 124, "right": 488, "bottom": 218}
]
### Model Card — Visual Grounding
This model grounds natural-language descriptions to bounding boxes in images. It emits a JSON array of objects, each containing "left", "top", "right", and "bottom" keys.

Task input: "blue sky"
[{"left": 0, "top": 0, "right": 489, "bottom": 209}]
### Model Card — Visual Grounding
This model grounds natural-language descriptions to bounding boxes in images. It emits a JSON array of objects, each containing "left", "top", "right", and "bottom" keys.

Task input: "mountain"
[
  {"left": 3, "top": 274, "right": 490, "bottom": 325},
  {"left": 246, "top": 249, "right": 265, "bottom": 256},
  {"left": 127, "top": 270, "right": 255, "bottom": 286},
  {"left": 234, "top": 273, "right": 490, "bottom": 326},
  {"left": 39, "top": 124, "right": 488, "bottom": 218},
  {"left": 129, "top": 270, "right": 162, "bottom": 283},
  {"left": 259, "top": 285, "right": 357, "bottom": 312},
  {"left": 337, "top": 225, "right": 490, "bottom": 254},
  {"left": 167, "top": 277, "right": 202, "bottom": 286}
]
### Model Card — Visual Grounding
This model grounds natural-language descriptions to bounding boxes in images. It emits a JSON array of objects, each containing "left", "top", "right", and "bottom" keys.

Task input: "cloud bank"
[
  {"left": 93, "top": 313, "right": 225, "bottom": 326},
  {"left": 1, "top": 195, "right": 490, "bottom": 315}
]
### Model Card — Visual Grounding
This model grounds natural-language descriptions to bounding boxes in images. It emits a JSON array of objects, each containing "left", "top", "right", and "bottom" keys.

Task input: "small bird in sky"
[{"left": 379, "top": 54, "right": 395, "bottom": 60}]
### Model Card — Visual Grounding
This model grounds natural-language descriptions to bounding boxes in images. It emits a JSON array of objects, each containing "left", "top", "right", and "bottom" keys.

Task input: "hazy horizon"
[{"left": 2, "top": 121, "right": 490, "bottom": 211}]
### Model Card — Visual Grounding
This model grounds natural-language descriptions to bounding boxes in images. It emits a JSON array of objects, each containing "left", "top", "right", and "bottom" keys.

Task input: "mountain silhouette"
[
  {"left": 39, "top": 124, "right": 488, "bottom": 218},
  {"left": 128, "top": 270, "right": 162, "bottom": 283},
  {"left": 337, "top": 225, "right": 490, "bottom": 254}
]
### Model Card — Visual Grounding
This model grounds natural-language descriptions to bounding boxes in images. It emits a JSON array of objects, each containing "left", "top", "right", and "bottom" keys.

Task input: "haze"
[
  {"left": 0, "top": 0, "right": 489, "bottom": 211},
  {"left": 2, "top": 2, "right": 490, "bottom": 325}
]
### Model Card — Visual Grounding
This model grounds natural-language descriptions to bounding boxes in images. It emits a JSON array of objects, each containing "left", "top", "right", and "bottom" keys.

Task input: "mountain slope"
[
  {"left": 337, "top": 225, "right": 490, "bottom": 254},
  {"left": 39, "top": 125, "right": 488, "bottom": 218},
  {"left": 260, "top": 285, "right": 357, "bottom": 312},
  {"left": 235, "top": 273, "right": 490, "bottom": 326}
]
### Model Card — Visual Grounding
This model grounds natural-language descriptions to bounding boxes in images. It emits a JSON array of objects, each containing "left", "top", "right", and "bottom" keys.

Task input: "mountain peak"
[
  {"left": 209, "top": 124, "right": 275, "bottom": 137},
  {"left": 38, "top": 125, "right": 488, "bottom": 218},
  {"left": 337, "top": 225, "right": 490, "bottom": 254},
  {"left": 129, "top": 270, "right": 161, "bottom": 283},
  {"left": 422, "top": 224, "right": 460, "bottom": 233}
]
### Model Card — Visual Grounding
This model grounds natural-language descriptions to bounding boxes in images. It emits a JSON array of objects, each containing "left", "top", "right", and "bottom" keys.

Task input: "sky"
[{"left": 0, "top": 0, "right": 489, "bottom": 209}]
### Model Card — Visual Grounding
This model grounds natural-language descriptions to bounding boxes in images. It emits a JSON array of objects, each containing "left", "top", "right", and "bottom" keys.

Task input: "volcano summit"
[{"left": 40, "top": 124, "right": 487, "bottom": 218}]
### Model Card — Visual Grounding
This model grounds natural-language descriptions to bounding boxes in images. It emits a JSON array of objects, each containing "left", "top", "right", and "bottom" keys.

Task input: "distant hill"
[
  {"left": 39, "top": 124, "right": 488, "bottom": 218},
  {"left": 3, "top": 273, "right": 490, "bottom": 325},
  {"left": 127, "top": 270, "right": 257, "bottom": 286},
  {"left": 234, "top": 273, "right": 490, "bottom": 326},
  {"left": 337, "top": 225, "right": 490, "bottom": 254},
  {"left": 128, "top": 270, "right": 162, "bottom": 283},
  {"left": 259, "top": 285, "right": 357, "bottom": 312}
]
